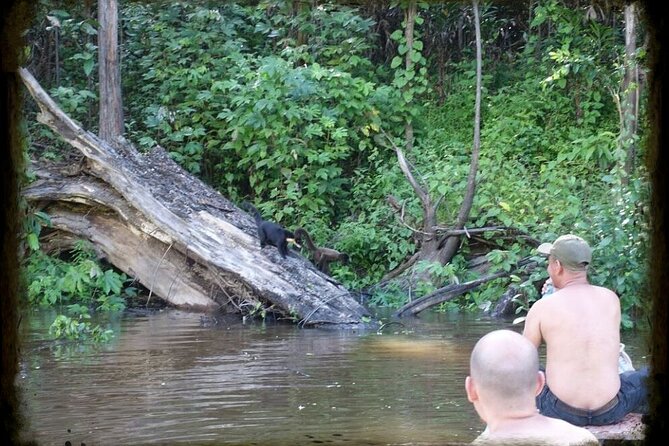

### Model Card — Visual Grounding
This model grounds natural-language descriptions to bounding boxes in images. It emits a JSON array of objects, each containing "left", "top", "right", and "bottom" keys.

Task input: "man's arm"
[{"left": 522, "top": 301, "right": 543, "bottom": 348}]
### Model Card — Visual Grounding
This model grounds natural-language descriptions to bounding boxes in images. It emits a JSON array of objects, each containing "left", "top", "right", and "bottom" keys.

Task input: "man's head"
[
  {"left": 465, "top": 330, "right": 543, "bottom": 419},
  {"left": 537, "top": 234, "right": 592, "bottom": 272}
]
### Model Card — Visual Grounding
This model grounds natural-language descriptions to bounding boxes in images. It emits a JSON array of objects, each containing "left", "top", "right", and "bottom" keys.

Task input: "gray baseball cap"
[{"left": 537, "top": 234, "right": 592, "bottom": 271}]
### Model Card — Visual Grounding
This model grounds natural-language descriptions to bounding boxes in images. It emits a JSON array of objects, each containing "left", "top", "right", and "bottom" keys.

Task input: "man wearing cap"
[{"left": 522, "top": 234, "right": 648, "bottom": 426}]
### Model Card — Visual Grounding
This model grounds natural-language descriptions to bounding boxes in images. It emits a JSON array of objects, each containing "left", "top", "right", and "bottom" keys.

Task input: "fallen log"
[
  {"left": 584, "top": 413, "right": 645, "bottom": 444},
  {"left": 20, "top": 67, "right": 370, "bottom": 326},
  {"left": 395, "top": 257, "right": 536, "bottom": 317}
]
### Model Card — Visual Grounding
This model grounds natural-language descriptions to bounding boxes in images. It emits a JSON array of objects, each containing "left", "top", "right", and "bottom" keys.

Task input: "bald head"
[{"left": 470, "top": 330, "right": 540, "bottom": 401}]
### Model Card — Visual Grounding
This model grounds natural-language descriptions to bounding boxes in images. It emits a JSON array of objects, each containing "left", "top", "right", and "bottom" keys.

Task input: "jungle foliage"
[{"left": 23, "top": 0, "right": 650, "bottom": 338}]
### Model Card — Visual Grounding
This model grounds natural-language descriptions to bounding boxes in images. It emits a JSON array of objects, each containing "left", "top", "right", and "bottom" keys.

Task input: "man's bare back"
[
  {"left": 522, "top": 234, "right": 648, "bottom": 426},
  {"left": 523, "top": 283, "right": 621, "bottom": 410}
]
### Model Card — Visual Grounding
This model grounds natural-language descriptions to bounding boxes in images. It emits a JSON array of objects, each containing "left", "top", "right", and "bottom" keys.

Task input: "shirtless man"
[
  {"left": 466, "top": 329, "right": 598, "bottom": 445},
  {"left": 523, "top": 234, "right": 648, "bottom": 426}
]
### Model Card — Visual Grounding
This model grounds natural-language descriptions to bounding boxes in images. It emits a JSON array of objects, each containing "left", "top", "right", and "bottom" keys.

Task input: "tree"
[
  {"left": 98, "top": 0, "right": 123, "bottom": 141},
  {"left": 621, "top": 2, "right": 639, "bottom": 182},
  {"left": 383, "top": 0, "right": 483, "bottom": 294},
  {"left": 403, "top": 0, "right": 417, "bottom": 150}
]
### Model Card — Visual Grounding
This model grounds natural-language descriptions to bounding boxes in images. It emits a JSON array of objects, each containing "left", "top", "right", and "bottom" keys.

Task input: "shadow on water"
[{"left": 17, "top": 308, "right": 649, "bottom": 445}]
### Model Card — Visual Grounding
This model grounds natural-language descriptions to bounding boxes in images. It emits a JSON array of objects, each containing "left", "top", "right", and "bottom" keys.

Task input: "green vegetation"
[
  {"left": 22, "top": 0, "right": 650, "bottom": 340},
  {"left": 24, "top": 238, "right": 134, "bottom": 342}
]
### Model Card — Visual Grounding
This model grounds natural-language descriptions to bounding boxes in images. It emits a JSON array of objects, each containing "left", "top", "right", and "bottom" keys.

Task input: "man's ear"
[
  {"left": 554, "top": 259, "right": 564, "bottom": 274},
  {"left": 465, "top": 376, "right": 479, "bottom": 403},
  {"left": 535, "top": 370, "right": 546, "bottom": 396}
]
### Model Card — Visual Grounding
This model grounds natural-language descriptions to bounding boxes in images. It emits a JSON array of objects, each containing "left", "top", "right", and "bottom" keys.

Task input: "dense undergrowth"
[{"left": 22, "top": 0, "right": 650, "bottom": 340}]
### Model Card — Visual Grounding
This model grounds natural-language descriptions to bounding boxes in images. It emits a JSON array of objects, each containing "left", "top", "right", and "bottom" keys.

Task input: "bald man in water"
[
  {"left": 466, "top": 329, "right": 598, "bottom": 445},
  {"left": 523, "top": 234, "right": 648, "bottom": 426}
]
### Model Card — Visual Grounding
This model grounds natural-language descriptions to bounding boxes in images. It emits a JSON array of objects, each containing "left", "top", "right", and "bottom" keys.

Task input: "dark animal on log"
[{"left": 19, "top": 67, "right": 370, "bottom": 327}]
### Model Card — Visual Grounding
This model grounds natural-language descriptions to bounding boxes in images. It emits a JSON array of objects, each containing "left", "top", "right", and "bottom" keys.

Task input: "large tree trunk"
[
  {"left": 20, "top": 68, "right": 370, "bottom": 327},
  {"left": 621, "top": 3, "right": 639, "bottom": 182},
  {"left": 403, "top": 0, "right": 416, "bottom": 151},
  {"left": 98, "top": 0, "right": 124, "bottom": 141}
]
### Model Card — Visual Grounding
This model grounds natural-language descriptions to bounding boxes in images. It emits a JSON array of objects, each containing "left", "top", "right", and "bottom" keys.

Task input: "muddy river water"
[{"left": 16, "top": 309, "right": 649, "bottom": 445}]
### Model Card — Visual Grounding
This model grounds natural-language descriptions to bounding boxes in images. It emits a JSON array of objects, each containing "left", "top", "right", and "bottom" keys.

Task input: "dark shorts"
[{"left": 536, "top": 367, "right": 649, "bottom": 426}]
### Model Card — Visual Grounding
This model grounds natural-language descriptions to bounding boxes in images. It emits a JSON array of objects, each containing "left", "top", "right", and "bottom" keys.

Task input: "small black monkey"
[
  {"left": 243, "top": 202, "right": 295, "bottom": 259},
  {"left": 294, "top": 228, "right": 349, "bottom": 275}
]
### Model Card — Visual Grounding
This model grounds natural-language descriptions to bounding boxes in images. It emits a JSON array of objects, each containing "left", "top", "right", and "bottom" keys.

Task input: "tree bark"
[
  {"left": 622, "top": 3, "right": 638, "bottom": 182},
  {"left": 98, "top": 0, "right": 124, "bottom": 142},
  {"left": 403, "top": 0, "right": 416, "bottom": 151},
  {"left": 20, "top": 68, "right": 370, "bottom": 326},
  {"left": 436, "top": 0, "right": 482, "bottom": 265}
]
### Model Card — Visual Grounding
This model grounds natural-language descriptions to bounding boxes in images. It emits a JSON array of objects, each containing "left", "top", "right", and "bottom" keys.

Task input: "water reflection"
[{"left": 17, "top": 309, "right": 649, "bottom": 445}]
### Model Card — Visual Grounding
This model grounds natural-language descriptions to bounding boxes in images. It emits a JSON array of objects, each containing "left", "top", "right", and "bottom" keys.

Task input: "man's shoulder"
[
  {"left": 471, "top": 433, "right": 598, "bottom": 446},
  {"left": 472, "top": 419, "right": 599, "bottom": 446},
  {"left": 548, "top": 418, "right": 600, "bottom": 444},
  {"left": 527, "top": 293, "right": 554, "bottom": 314},
  {"left": 591, "top": 284, "right": 619, "bottom": 298},
  {"left": 553, "top": 284, "right": 619, "bottom": 302}
]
